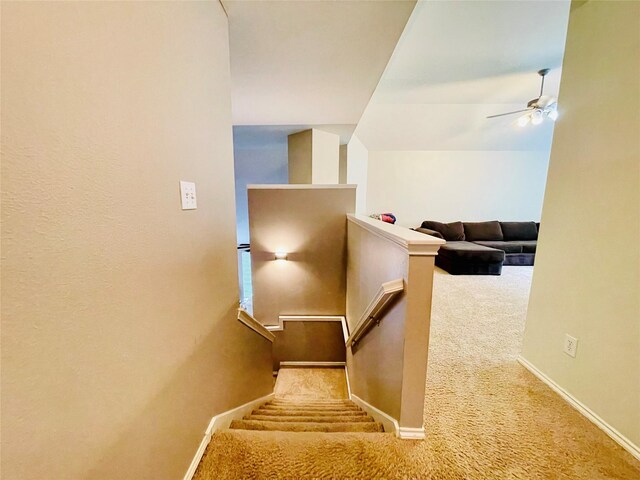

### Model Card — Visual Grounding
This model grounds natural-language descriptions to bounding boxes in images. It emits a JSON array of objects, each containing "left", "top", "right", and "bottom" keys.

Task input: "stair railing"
[
  {"left": 237, "top": 307, "right": 275, "bottom": 342},
  {"left": 345, "top": 278, "right": 404, "bottom": 348}
]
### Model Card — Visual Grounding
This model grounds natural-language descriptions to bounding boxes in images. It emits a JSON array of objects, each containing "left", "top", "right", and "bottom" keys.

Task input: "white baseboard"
[
  {"left": 279, "top": 361, "right": 346, "bottom": 367},
  {"left": 518, "top": 356, "right": 640, "bottom": 462},
  {"left": 350, "top": 394, "right": 400, "bottom": 438},
  {"left": 182, "top": 392, "right": 274, "bottom": 480},
  {"left": 398, "top": 426, "right": 426, "bottom": 440},
  {"left": 345, "top": 365, "right": 352, "bottom": 399}
]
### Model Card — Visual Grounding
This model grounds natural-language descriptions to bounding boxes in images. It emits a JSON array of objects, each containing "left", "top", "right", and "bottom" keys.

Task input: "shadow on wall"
[
  {"left": 272, "top": 321, "right": 346, "bottom": 370},
  {"left": 83, "top": 302, "right": 273, "bottom": 480},
  {"left": 234, "top": 145, "right": 289, "bottom": 245}
]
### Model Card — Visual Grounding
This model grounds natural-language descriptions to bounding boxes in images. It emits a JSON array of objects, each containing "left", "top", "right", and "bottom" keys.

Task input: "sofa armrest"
[{"left": 413, "top": 227, "right": 444, "bottom": 239}]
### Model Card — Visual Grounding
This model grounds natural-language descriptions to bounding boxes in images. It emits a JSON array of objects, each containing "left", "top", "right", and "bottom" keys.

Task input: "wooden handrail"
[
  {"left": 237, "top": 308, "right": 276, "bottom": 342},
  {"left": 266, "top": 315, "right": 349, "bottom": 343},
  {"left": 346, "top": 278, "right": 404, "bottom": 347}
]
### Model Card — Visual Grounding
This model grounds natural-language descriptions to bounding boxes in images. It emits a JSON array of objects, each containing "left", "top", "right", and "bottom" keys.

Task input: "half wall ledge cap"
[
  {"left": 347, "top": 214, "right": 445, "bottom": 256},
  {"left": 248, "top": 184, "right": 357, "bottom": 190}
]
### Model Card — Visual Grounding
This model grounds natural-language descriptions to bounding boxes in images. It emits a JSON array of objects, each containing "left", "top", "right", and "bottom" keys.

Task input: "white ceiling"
[
  {"left": 222, "top": 0, "right": 417, "bottom": 125},
  {"left": 354, "top": 0, "right": 572, "bottom": 151}
]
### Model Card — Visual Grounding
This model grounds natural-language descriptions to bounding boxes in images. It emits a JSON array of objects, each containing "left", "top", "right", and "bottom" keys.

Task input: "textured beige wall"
[
  {"left": 346, "top": 135, "right": 369, "bottom": 214},
  {"left": 346, "top": 218, "right": 437, "bottom": 428},
  {"left": 0, "top": 2, "right": 273, "bottom": 479},
  {"left": 288, "top": 130, "right": 313, "bottom": 184},
  {"left": 399, "top": 254, "right": 435, "bottom": 427},
  {"left": 248, "top": 186, "right": 355, "bottom": 325},
  {"left": 346, "top": 224, "right": 408, "bottom": 420},
  {"left": 288, "top": 129, "right": 340, "bottom": 184},
  {"left": 311, "top": 129, "right": 340, "bottom": 184},
  {"left": 273, "top": 321, "right": 346, "bottom": 370},
  {"left": 339, "top": 144, "right": 348, "bottom": 184},
  {"left": 522, "top": 1, "right": 640, "bottom": 448}
]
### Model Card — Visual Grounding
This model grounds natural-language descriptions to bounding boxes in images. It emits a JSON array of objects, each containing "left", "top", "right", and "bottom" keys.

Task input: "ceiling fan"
[{"left": 487, "top": 68, "right": 558, "bottom": 126}]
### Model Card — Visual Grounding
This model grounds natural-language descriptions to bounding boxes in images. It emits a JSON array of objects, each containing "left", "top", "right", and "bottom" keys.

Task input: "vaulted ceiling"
[
  {"left": 222, "top": 0, "right": 417, "bottom": 126},
  {"left": 223, "top": 0, "right": 572, "bottom": 152},
  {"left": 354, "top": 0, "right": 572, "bottom": 151}
]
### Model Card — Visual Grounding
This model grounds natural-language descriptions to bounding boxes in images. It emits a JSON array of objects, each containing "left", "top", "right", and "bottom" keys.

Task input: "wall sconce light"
[{"left": 274, "top": 251, "right": 288, "bottom": 261}]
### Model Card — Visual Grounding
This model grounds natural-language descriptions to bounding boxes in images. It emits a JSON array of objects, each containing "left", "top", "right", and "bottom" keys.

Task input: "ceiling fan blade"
[{"left": 486, "top": 108, "right": 532, "bottom": 119}]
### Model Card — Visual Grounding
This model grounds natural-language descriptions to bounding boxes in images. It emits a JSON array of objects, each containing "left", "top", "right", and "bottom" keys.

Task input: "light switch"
[{"left": 180, "top": 181, "right": 197, "bottom": 210}]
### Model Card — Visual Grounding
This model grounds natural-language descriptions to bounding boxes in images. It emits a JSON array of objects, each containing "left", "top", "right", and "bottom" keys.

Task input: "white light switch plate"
[{"left": 180, "top": 181, "right": 197, "bottom": 210}]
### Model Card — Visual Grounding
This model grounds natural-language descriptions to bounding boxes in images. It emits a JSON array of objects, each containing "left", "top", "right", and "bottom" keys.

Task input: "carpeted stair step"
[
  {"left": 229, "top": 419, "right": 384, "bottom": 433},
  {"left": 247, "top": 414, "right": 374, "bottom": 423},
  {"left": 267, "top": 403, "right": 355, "bottom": 408},
  {"left": 268, "top": 401, "right": 354, "bottom": 407},
  {"left": 260, "top": 404, "right": 361, "bottom": 412},
  {"left": 267, "top": 401, "right": 356, "bottom": 406},
  {"left": 269, "top": 399, "right": 352, "bottom": 404},
  {"left": 252, "top": 408, "right": 368, "bottom": 417},
  {"left": 262, "top": 403, "right": 360, "bottom": 410}
]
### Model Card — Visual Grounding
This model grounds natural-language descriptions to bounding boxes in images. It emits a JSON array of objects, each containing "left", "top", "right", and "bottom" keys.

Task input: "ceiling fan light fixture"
[
  {"left": 487, "top": 68, "right": 559, "bottom": 126},
  {"left": 531, "top": 109, "right": 544, "bottom": 125},
  {"left": 517, "top": 114, "right": 530, "bottom": 127}
]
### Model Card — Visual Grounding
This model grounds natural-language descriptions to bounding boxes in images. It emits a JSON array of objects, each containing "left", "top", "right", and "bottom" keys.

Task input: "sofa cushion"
[
  {"left": 421, "top": 221, "right": 465, "bottom": 241},
  {"left": 510, "top": 240, "right": 537, "bottom": 253},
  {"left": 473, "top": 241, "right": 523, "bottom": 254},
  {"left": 413, "top": 227, "right": 444, "bottom": 239},
  {"left": 500, "top": 222, "right": 538, "bottom": 241},
  {"left": 463, "top": 221, "right": 503, "bottom": 241},
  {"left": 438, "top": 241, "right": 504, "bottom": 263}
]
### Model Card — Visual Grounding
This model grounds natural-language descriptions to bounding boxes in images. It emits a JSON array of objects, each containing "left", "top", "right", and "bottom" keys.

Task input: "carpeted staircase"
[
  {"left": 230, "top": 398, "right": 384, "bottom": 433},
  {"left": 193, "top": 368, "right": 391, "bottom": 479}
]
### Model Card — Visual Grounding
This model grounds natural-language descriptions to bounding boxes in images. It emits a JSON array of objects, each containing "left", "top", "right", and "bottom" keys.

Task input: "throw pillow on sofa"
[
  {"left": 421, "top": 220, "right": 465, "bottom": 241},
  {"left": 499, "top": 221, "right": 538, "bottom": 241},
  {"left": 463, "top": 221, "right": 504, "bottom": 241}
]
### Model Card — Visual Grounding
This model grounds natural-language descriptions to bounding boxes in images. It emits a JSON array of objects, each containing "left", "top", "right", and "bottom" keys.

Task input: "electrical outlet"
[
  {"left": 180, "top": 181, "right": 197, "bottom": 210},
  {"left": 564, "top": 334, "right": 578, "bottom": 358}
]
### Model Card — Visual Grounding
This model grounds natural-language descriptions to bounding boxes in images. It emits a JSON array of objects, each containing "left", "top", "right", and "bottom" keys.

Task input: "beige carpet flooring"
[
  {"left": 273, "top": 367, "right": 349, "bottom": 401},
  {"left": 194, "top": 267, "right": 640, "bottom": 479}
]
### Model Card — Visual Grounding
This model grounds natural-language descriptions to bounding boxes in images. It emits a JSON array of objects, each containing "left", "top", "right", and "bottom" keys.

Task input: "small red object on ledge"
[{"left": 369, "top": 213, "right": 396, "bottom": 224}]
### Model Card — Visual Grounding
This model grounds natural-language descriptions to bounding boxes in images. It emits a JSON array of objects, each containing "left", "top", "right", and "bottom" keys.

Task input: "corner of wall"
[{"left": 346, "top": 135, "right": 369, "bottom": 215}]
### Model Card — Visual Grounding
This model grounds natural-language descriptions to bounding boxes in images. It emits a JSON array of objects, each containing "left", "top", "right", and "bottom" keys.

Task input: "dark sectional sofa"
[{"left": 414, "top": 220, "right": 540, "bottom": 275}]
